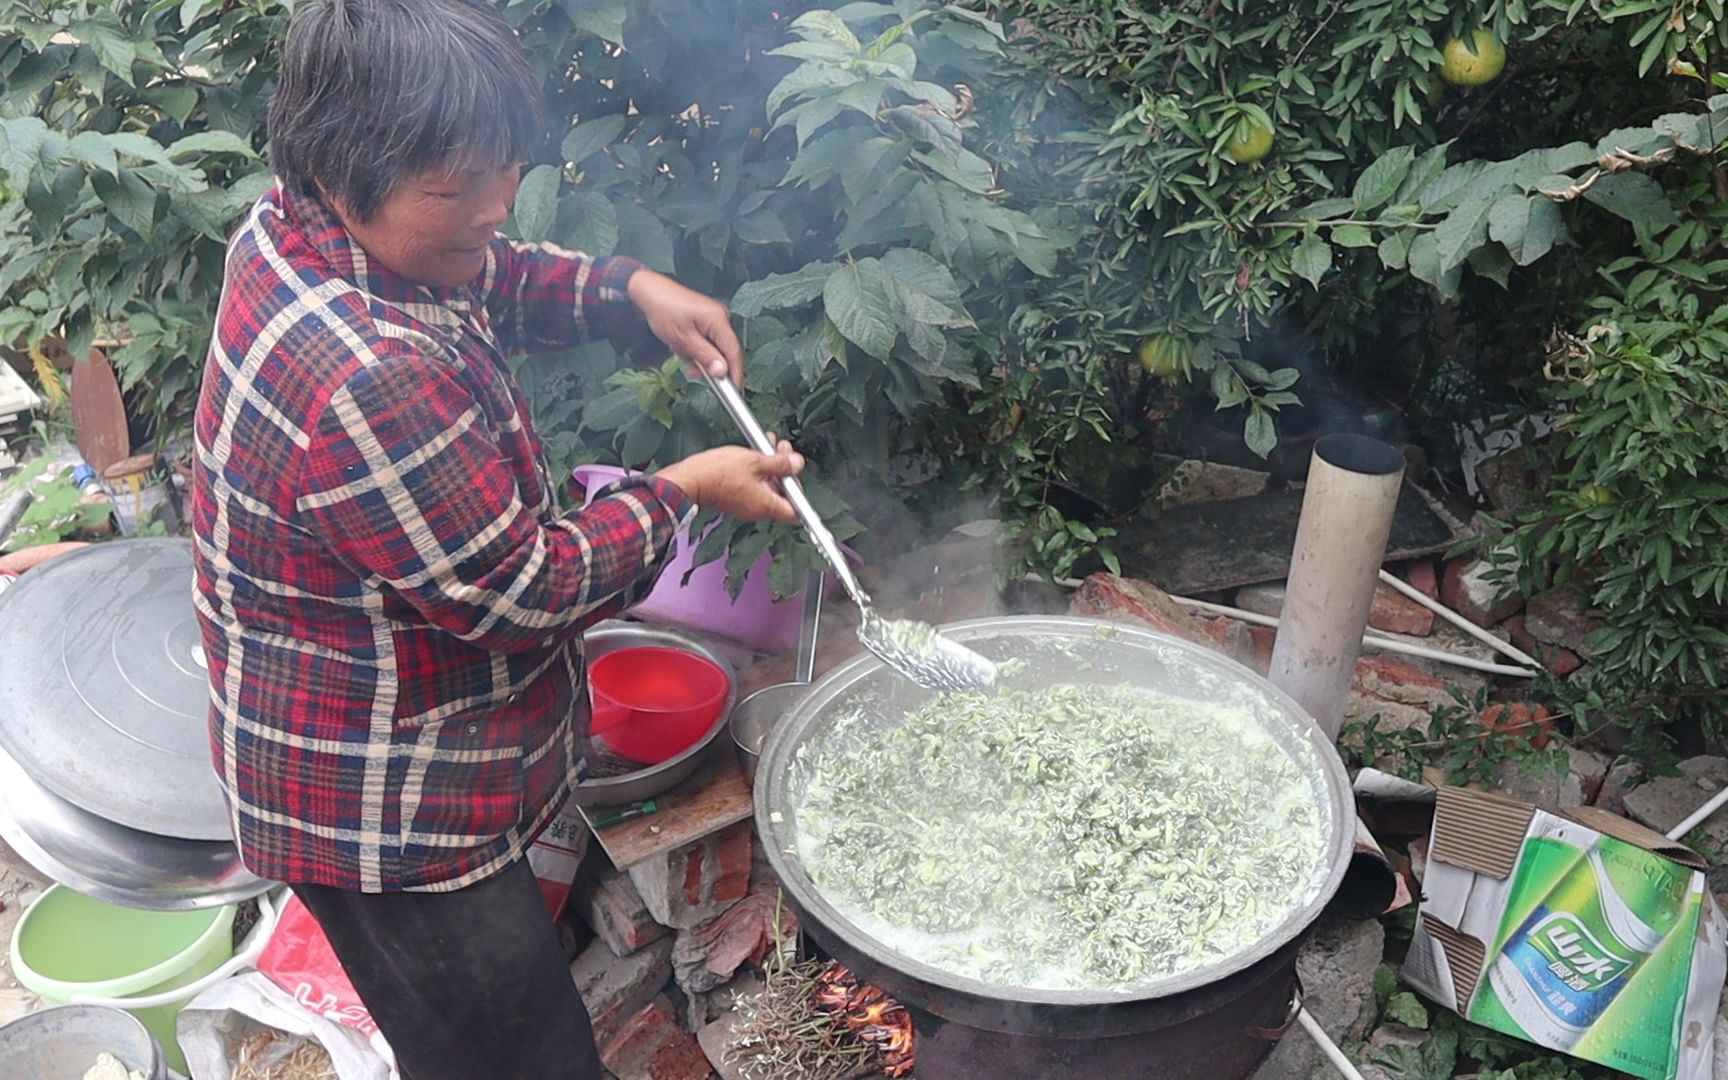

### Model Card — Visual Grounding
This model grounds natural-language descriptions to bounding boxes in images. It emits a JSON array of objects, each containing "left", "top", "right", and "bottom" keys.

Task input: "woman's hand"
[
  {"left": 627, "top": 268, "right": 744, "bottom": 384},
  {"left": 656, "top": 440, "right": 805, "bottom": 523}
]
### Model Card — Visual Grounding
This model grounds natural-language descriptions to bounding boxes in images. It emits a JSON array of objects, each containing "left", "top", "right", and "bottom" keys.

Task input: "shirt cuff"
[
  {"left": 588, "top": 256, "right": 670, "bottom": 366},
  {"left": 592, "top": 472, "right": 697, "bottom": 530}
]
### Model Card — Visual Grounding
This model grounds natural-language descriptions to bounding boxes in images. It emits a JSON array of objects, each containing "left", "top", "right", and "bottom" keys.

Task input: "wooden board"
[
  {"left": 1116, "top": 483, "right": 1465, "bottom": 596},
  {"left": 70, "top": 349, "right": 129, "bottom": 475},
  {"left": 581, "top": 750, "right": 753, "bottom": 871}
]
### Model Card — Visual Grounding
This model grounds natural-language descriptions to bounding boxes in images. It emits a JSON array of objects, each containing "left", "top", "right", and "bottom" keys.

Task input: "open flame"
[{"left": 812, "top": 961, "right": 915, "bottom": 1077}]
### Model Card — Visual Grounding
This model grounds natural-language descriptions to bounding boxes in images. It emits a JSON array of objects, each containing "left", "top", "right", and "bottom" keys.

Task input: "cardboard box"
[{"left": 1404, "top": 786, "right": 1726, "bottom": 1080}]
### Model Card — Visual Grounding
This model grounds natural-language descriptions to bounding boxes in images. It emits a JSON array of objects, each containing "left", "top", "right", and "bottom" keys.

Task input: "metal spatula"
[{"left": 699, "top": 370, "right": 996, "bottom": 693}]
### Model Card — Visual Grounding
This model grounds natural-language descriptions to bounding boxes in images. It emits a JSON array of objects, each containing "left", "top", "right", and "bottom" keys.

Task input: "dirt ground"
[{"left": 0, "top": 836, "right": 50, "bottom": 1026}]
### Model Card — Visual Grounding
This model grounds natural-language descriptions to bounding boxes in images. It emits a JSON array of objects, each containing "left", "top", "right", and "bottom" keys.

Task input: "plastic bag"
[
  {"left": 255, "top": 896, "right": 396, "bottom": 1070},
  {"left": 176, "top": 972, "right": 394, "bottom": 1080}
]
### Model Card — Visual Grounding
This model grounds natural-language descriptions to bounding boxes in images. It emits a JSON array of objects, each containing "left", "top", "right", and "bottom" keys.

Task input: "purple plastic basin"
[{"left": 571, "top": 465, "right": 847, "bottom": 654}]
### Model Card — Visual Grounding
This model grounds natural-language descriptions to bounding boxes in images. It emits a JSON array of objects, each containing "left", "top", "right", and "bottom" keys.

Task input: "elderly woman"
[{"left": 189, "top": 1, "right": 803, "bottom": 1076}]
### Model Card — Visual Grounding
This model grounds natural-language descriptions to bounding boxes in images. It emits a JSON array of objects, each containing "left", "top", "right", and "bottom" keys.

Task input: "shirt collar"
[{"left": 277, "top": 184, "right": 476, "bottom": 334}]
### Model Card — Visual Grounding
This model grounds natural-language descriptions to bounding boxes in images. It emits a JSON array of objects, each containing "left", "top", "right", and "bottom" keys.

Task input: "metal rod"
[
  {"left": 1170, "top": 595, "right": 1538, "bottom": 678},
  {"left": 1296, "top": 1006, "right": 1368, "bottom": 1080},
  {"left": 1376, "top": 569, "right": 1545, "bottom": 671},
  {"left": 700, "top": 370, "right": 871, "bottom": 609},
  {"left": 0, "top": 490, "right": 31, "bottom": 548},
  {"left": 796, "top": 569, "right": 822, "bottom": 684},
  {"left": 1666, "top": 784, "right": 1728, "bottom": 841}
]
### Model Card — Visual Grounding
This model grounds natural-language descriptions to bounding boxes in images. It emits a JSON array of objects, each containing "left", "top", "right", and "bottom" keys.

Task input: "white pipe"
[
  {"left": 1297, "top": 1006, "right": 1368, "bottom": 1080},
  {"left": 1170, "top": 595, "right": 1537, "bottom": 678},
  {"left": 1666, "top": 785, "right": 1728, "bottom": 841},
  {"left": 1268, "top": 436, "right": 1407, "bottom": 740},
  {"left": 1375, "top": 569, "right": 1545, "bottom": 671}
]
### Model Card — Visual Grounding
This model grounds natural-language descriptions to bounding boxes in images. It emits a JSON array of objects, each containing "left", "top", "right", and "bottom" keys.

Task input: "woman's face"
[{"left": 333, "top": 160, "right": 523, "bottom": 289}]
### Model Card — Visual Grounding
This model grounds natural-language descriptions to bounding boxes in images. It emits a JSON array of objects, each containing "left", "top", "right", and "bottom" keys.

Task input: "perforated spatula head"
[{"left": 856, "top": 610, "right": 998, "bottom": 693}]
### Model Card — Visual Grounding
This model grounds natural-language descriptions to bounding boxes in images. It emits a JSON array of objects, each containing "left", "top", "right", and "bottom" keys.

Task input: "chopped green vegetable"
[{"left": 791, "top": 683, "right": 1330, "bottom": 991}]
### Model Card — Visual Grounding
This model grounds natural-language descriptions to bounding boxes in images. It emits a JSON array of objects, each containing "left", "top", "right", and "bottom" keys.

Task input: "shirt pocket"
[{"left": 393, "top": 710, "right": 526, "bottom": 849}]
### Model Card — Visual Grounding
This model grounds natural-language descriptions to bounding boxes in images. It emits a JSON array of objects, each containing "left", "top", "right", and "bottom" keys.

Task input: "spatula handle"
[{"left": 701, "top": 371, "right": 871, "bottom": 609}]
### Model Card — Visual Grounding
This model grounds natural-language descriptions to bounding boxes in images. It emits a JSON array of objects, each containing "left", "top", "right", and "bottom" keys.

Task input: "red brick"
[
  {"left": 1439, "top": 557, "right": 1523, "bottom": 627},
  {"left": 1246, "top": 625, "right": 1276, "bottom": 677},
  {"left": 712, "top": 821, "right": 753, "bottom": 904},
  {"left": 1504, "top": 613, "right": 1583, "bottom": 678},
  {"left": 631, "top": 824, "right": 755, "bottom": 930},
  {"left": 673, "top": 877, "right": 797, "bottom": 995},
  {"left": 1402, "top": 560, "right": 1439, "bottom": 600},
  {"left": 600, "top": 996, "right": 714, "bottom": 1080},
  {"left": 1525, "top": 587, "right": 1603, "bottom": 658},
  {"left": 1345, "top": 655, "right": 1454, "bottom": 735},
  {"left": 573, "top": 864, "right": 670, "bottom": 958},
  {"left": 1478, "top": 702, "right": 1553, "bottom": 751},
  {"left": 1069, "top": 573, "right": 1214, "bottom": 648},
  {"left": 1368, "top": 582, "right": 1434, "bottom": 637},
  {"left": 681, "top": 845, "right": 705, "bottom": 907},
  {"left": 572, "top": 936, "right": 674, "bottom": 1046}
]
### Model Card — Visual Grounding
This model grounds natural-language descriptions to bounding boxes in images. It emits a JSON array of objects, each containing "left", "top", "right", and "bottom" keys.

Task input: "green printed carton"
[{"left": 1404, "top": 787, "right": 1726, "bottom": 1080}]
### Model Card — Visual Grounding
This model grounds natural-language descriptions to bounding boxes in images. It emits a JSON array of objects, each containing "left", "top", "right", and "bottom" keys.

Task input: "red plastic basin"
[{"left": 588, "top": 646, "right": 730, "bottom": 765}]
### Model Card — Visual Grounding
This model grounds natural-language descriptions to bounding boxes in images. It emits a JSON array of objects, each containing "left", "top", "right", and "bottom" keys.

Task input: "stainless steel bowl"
[
  {"left": 730, "top": 682, "right": 810, "bottom": 787},
  {"left": 573, "top": 622, "right": 739, "bottom": 807}
]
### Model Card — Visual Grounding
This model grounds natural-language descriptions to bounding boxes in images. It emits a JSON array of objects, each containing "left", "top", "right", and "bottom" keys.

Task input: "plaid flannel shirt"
[{"left": 191, "top": 185, "right": 695, "bottom": 892}]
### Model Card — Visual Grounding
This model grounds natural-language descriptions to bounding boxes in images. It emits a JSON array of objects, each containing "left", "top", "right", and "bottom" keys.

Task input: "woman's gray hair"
[{"left": 268, "top": 0, "right": 544, "bottom": 221}]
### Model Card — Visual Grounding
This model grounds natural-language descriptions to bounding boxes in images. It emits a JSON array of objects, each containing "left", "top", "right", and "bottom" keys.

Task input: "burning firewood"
[
  {"left": 812, "top": 962, "right": 915, "bottom": 1078},
  {"left": 725, "top": 893, "right": 916, "bottom": 1079}
]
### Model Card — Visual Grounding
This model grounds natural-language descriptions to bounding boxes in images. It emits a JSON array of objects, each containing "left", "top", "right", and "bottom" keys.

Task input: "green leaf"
[
  {"left": 1353, "top": 146, "right": 1414, "bottom": 213},
  {"left": 1383, "top": 991, "right": 1430, "bottom": 1029},
  {"left": 615, "top": 201, "right": 676, "bottom": 274},
  {"left": 92, "top": 169, "right": 158, "bottom": 238},
  {"left": 180, "top": 0, "right": 218, "bottom": 27},
  {"left": 1290, "top": 233, "right": 1333, "bottom": 286},
  {"left": 1377, "top": 231, "right": 1413, "bottom": 270},
  {"left": 510, "top": 164, "right": 560, "bottom": 242},
  {"left": 147, "top": 84, "right": 199, "bottom": 125},
  {"left": 733, "top": 208, "right": 791, "bottom": 245},
  {"left": 0, "top": 116, "right": 49, "bottom": 191},
  {"left": 1331, "top": 224, "right": 1375, "bottom": 248},
  {"left": 912, "top": 146, "right": 993, "bottom": 194},
  {"left": 1407, "top": 233, "right": 1449, "bottom": 292},
  {"left": 838, "top": 136, "right": 906, "bottom": 204},
  {"left": 791, "top": 10, "right": 862, "bottom": 53},
  {"left": 562, "top": 190, "right": 619, "bottom": 257},
  {"left": 65, "top": 131, "right": 117, "bottom": 175},
  {"left": 732, "top": 262, "right": 839, "bottom": 317},
  {"left": 166, "top": 130, "right": 256, "bottom": 160},
  {"left": 104, "top": 133, "right": 172, "bottom": 166},
  {"left": 766, "top": 64, "right": 858, "bottom": 120},
  {"left": 824, "top": 258, "right": 898, "bottom": 360},
  {"left": 1244, "top": 408, "right": 1276, "bottom": 458},
  {"left": 1488, "top": 195, "right": 1562, "bottom": 266},
  {"left": 73, "top": 17, "right": 138, "bottom": 84},
  {"left": 1435, "top": 195, "right": 1496, "bottom": 271},
  {"left": 880, "top": 248, "right": 964, "bottom": 306},
  {"left": 561, "top": 0, "right": 628, "bottom": 44},
  {"left": 1583, "top": 172, "right": 1680, "bottom": 229},
  {"left": 562, "top": 115, "right": 627, "bottom": 168}
]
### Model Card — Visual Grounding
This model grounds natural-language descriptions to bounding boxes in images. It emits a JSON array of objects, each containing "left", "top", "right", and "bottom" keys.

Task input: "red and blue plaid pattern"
[{"left": 191, "top": 185, "right": 693, "bottom": 892}]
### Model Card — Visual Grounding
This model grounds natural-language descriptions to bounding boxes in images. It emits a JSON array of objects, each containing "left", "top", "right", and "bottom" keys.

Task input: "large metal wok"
[{"left": 754, "top": 615, "right": 1355, "bottom": 1036}]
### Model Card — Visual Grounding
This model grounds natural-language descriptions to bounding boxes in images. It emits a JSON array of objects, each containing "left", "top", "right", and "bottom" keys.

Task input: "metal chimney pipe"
[{"left": 1268, "top": 434, "right": 1405, "bottom": 741}]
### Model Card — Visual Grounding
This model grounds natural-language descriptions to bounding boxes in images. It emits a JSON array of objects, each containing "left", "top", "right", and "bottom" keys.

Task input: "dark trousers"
[{"left": 292, "top": 858, "right": 603, "bottom": 1080}]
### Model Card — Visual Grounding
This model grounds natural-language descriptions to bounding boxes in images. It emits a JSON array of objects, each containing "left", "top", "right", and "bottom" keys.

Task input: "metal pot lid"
[
  {"left": 0, "top": 740, "right": 269, "bottom": 910},
  {"left": 755, "top": 616, "right": 1355, "bottom": 1007},
  {"left": 0, "top": 539, "right": 230, "bottom": 841}
]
